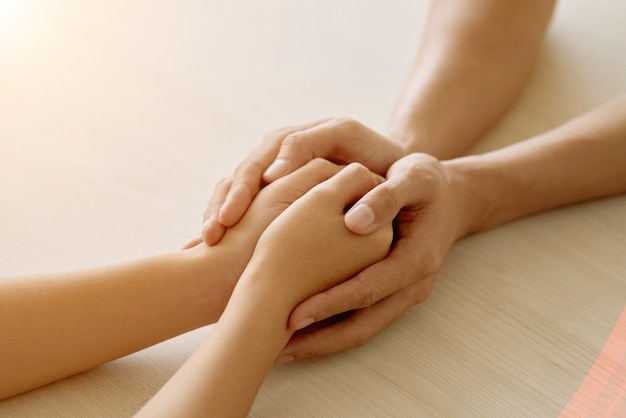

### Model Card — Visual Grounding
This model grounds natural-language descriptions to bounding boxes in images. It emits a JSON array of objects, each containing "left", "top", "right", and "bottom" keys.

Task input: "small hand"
[
  {"left": 193, "top": 159, "right": 345, "bottom": 287},
  {"left": 242, "top": 162, "right": 394, "bottom": 313},
  {"left": 199, "top": 118, "right": 406, "bottom": 245},
  {"left": 278, "top": 153, "right": 476, "bottom": 361}
]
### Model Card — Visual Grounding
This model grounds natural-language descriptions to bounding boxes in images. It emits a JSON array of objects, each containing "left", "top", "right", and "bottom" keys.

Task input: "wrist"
[
  {"left": 235, "top": 259, "right": 297, "bottom": 322},
  {"left": 387, "top": 110, "right": 433, "bottom": 155},
  {"left": 387, "top": 103, "right": 465, "bottom": 160},
  {"left": 178, "top": 244, "right": 240, "bottom": 326},
  {"left": 443, "top": 155, "right": 496, "bottom": 238}
]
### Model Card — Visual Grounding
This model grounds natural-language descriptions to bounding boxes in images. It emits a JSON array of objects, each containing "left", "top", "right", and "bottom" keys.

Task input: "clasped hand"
[{"left": 194, "top": 118, "right": 473, "bottom": 361}]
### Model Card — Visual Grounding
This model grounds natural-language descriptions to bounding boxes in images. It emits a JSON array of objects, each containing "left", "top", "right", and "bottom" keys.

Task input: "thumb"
[
  {"left": 262, "top": 118, "right": 375, "bottom": 183},
  {"left": 344, "top": 178, "right": 409, "bottom": 235},
  {"left": 263, "top": 119, "right": 330, "bottom": 183},
  {"left": 345, "top": 153, "right": 446, "bottom": 235},
  {"left": 262, "top": 127, "right": 331, "bottom": 183}
]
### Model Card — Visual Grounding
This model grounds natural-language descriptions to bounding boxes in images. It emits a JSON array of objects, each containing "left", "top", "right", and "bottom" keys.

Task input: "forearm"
[
  {"left": 137, "top": 236, "right": 367, "bottom": 417},
  {"left": 449, "top": 94, "right": 626, "bottom": 235},
  {"left": 138, "top": 168, "right": 393, "bottom": 417},
  {"left": 388, "top": 0, "right": 555, "bottom": 159},
  {"left": 0, "top": 245, "right": 234, "bottom": 399},
  {"left": 136, "top": 269, "right": 293, "bottom": 418}
]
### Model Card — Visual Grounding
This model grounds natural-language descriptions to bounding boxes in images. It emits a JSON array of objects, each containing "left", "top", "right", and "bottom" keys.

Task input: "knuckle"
[
  {"left": 351, "top": 335, "right": 368, "bottom": 349},
  {"left": 403, "top": 154, "right": 446, "bottom": 192},
  {"left": 412, "top": 282, "right": 435, "bottom": 304},
  {"left": 346, "top": 161, "right": 370, "bottom": 177},
  {"left": 425, "top": 261, "right": 442, "bottom": 280},
  {"left": 422, "top": 250, "right": 445, "bottom": 278},
  {"left": 204, "top": 203, "right": 217, "bottom": 218},
  {"left": 214, "top": 176, "right": 232, "bottom": 192},
  {"left": 233, "top": 161, "right": 265, "bottom": 189},
  {"left": 206, "top": 177, "right": 233, "bottom": 212},
  {"left": 376, "top": 183, "right": 399, "bottom": 213},
  {"left": 333, "top": 117, "right": 362, "bottom": 132},
  {"left": 354, "top": 283, "right": 383, "bottom": 309},
  {"left": 298, "top": 334, "right": 320, "bottom": 359},
  {"left": 260, "top": 125, "right": 294, "bottom": 143},
  {"left": 330, "top": 163, "right": 373, "bottom": 192},
  {"left": 202, "top": 206, "right": 214, "bottom": 220},
  {"left": 349, "top": 327, "right": 372, "bottom": 349},
  {"left": 404, "top": 263, "right": 438, "bottom": 304},
  {"left": 357, "top": 292, "right": 376, "bottom": 310},
  {"left": 283, "top": 132, "right": 315, "bottom": 159},
  {"left": 237, "top": 160, "right": 261, "bottom": 178},
  {"left": 313, "top": 291, "right": 338, "bottom": 322},
  {"left": 309, "top": 157, "right": 335, "bottom": 171}
]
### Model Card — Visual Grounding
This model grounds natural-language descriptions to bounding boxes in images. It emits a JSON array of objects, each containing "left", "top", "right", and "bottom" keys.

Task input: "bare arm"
[
  {"left": 0, "top": 159, "right": 342, "bottom": 400},
  {"left": 388, "top": 0, "right": 556, "bottom": 159},
  {"left": 282, "top": 93, "right": 626, "bottom": 360},
  {"left": 453, "top": 94, "right": 626, "bottom": 234},
  {"left": 197, "top": 0, "right": 555, "bottom": 245},
  {"left": 137, "top": 164, "right": 393, "bottom": 418},
  {"left": 0, "top": 246, "right": 231, "bottom": 400}
]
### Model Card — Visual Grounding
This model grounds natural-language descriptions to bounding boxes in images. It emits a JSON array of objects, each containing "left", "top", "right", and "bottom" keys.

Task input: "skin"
[
  {"left": 279, "top": 94, "right": 626, "bottom": 360},
  {"left": 4, "top": 96, "right": 625, "bottom": 414},
  {"left": 7, "top": 1, "right": 623, "bottom": 414},
  {"left": 138, "top": 163, "right": 392, "bottom": 417},
  {"left": 194, "top": 0, "right": 557, "bottom": 358},
  {"left": 0, "top": 158, "right": 348, "bottom": 400},
  {"left": 198, "top": 0, "right": 556, "bottom": 243},
  {"left": 387, "top": 0, "right": 556, "bottom": 158}
]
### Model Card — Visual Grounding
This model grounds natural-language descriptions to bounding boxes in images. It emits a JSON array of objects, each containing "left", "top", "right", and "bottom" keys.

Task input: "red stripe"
[{"left": 560, "top": 307, "right": 626, "bottom": 418}]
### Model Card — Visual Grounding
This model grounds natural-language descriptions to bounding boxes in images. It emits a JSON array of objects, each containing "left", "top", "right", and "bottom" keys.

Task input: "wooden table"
[{"left": 1, "top": 1, "right": 625, "bottom": 416}]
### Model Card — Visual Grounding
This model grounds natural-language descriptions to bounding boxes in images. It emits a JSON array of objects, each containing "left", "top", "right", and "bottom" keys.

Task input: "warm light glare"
[
  {"left": 0, "top": 0, "right": 18, "bottom": 29},
  {"left": 0, "top": 0, "right": 24, "bottom": 46},
  {"left": 0, "top": 0, "right": 42, "bottom": 50}
]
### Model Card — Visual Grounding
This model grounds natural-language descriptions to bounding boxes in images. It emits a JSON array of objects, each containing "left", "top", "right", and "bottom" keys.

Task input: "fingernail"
[
  {"left": 346, "top": 204, "right": 375, "bottom": 230},
  {"left": 263, "top": 159, "right": 290, "bottom": 181},
  {"left": 217, "top": 202, "right": 229, "bottom": 223},
  {"left": 275, "top": 354, "right": 294, "bottom": 364},
  {"left": 293, "top": 317, "right": 314, "bottom": 331},
  {"left": 202, "top": 217, "right": 213, "bottom": 233},
  {"left": 202, "top": 216, "right": 223, "bottom": 246}
]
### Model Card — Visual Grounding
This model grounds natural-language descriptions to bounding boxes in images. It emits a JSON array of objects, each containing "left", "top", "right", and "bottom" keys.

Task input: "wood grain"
[{"left": 1, "top": 1, "right": 625, "bottom": 416}]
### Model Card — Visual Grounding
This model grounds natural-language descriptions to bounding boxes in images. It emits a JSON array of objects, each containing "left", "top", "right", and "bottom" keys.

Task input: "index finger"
[
  {"left": 263, "top": 118, "right": 405, "bottom": 183},
  {"left": 287, "top": 244, "right": 419, "bottom": 331},
  {"left": 216, "top": 119, "right": 330, "bottom": 228}
]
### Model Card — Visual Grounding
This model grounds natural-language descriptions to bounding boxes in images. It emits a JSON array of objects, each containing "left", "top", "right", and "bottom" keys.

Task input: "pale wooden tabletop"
[{"left": 1, "top": 1, "right": 625, "bottom": 416}]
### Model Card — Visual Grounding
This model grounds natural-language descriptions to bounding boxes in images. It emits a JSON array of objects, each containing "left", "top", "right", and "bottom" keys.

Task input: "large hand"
[
  {"left": 277, "top": 153, "right": 478, "bottom": 361},
  {"left": 200, "top": 118, "right": 406, "bottom": 245}
]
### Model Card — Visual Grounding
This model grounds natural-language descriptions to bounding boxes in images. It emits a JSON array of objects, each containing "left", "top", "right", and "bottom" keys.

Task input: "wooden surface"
[{"left": 1, "top": 1, "right": 625, "bottom": 416}]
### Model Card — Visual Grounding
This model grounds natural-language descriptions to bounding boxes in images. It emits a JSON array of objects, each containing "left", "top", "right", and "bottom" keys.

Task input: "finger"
[
  {"left": 277, "top": 282, "right": 424, "bottom": 362},
  {"left": 218, "top": 119, "right": 330, "bottom": 228},
  {"left": 344, "top": 154, "right": 441, "bottom": 235},
  {"left": 287, "top": 247, "right": 420, "bottom": 330},
  {"left": 201, "top": 177, "right": 233, "bottom": 245},
  {"left": 181, "top": 236, "right": 202, "bottom": 250},
  {"left": 217, "top": 182, "right": 253, "bottom": 228},
  {"left": 263, "top": 118, "right": 405, "bottom": 183},
  {"left": 343, "top": 177, "right": 413, "bottom": 236},
  {"left": 268, "top": 158, "right": 343, "bottom": 204},
  {"left": 312, "top": 162, "right": 384, "bottom": 209}
]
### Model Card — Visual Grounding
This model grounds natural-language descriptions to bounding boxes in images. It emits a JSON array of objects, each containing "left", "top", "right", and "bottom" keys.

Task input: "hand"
[
  {"left": 140, "top": 164, "right": 393, "bottom": 418},
  {"left": 278, "top": 153, "right": 477, "bottom": 361},
  {"left": 198, "top": 118, "right": 406, "bottom": 246},
  {"left": 239, "top": 162, "right": 394, "bottom": 314},
  {"left": 194, "top": 159, "right": 345, "bottom": 289}
]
